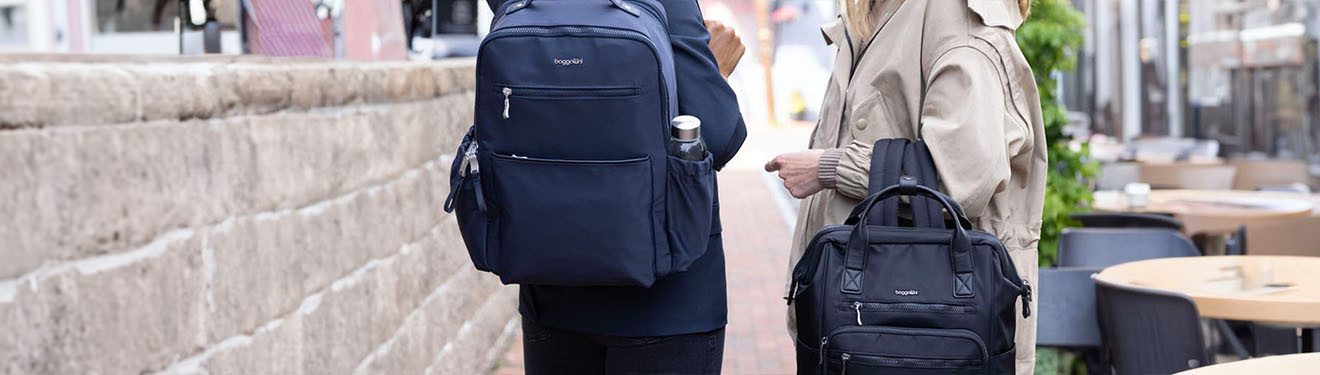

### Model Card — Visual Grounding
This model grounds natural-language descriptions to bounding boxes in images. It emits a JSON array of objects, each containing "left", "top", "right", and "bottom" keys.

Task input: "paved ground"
[{"left": 491, "top": 121, "right": 814, "bottom": 374}]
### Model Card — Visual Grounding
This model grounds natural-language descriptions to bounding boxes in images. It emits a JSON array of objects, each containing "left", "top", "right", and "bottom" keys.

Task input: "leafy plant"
[{"left": 1016, "top": 0, "right": 1097, "bottom": 267}]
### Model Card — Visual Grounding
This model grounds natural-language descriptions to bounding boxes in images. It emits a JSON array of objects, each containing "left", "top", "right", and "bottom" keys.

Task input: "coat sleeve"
[
  {"left": 830, "top": 47, "right": 1011, "bottom": 219},
  {"left": 658, "top": 0, "right": 748, "bottom": 170}
]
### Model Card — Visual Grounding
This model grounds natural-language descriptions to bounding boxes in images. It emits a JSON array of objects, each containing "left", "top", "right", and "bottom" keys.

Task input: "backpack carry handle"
[
  {"left": 508, "top": 0, "right": 642, "bottom": 16},
  {"left": 841, "top": 181, "right": 976, "bottom": 298}
]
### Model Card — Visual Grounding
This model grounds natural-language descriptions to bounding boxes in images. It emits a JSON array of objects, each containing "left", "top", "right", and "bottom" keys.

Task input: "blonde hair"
[{"left": 839, "top": 0, "right": 1032, "bottom": 39}]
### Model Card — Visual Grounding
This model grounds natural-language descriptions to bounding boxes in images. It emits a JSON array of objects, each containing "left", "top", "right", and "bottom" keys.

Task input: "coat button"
[{"left": 855, "top": 118, "right": 868, "bottom": 130}]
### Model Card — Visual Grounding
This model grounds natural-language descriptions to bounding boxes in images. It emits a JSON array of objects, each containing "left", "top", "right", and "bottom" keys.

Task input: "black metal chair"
[
  {"left": 1093, "top": 276, "right": 1211, "bottom": 374},
  {"left": 1070, "top": 212, "right": 1184, "bottom": 231},
  {"left": 1037, "top": 267, "right": 1107, "bottom": 373},
  {"left": 1057, "top": 228, "right": 1200, "bottom": 268},
  {"left": 1037, "top": 267, "right": 1105, "bottom": 348}
]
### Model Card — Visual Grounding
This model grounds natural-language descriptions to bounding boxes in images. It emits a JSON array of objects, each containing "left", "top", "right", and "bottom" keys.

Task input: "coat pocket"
[
  {"left": 665, "top": 154, "right": 716, "bottom": 273},
  {"left": 490, "top": 153, "right": 657, "bottom": 286}
]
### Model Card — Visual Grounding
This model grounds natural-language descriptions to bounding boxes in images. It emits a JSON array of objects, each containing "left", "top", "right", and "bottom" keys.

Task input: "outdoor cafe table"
[
  {"left": 1175, "top": 352, "right": 1320, "bottom": 375},
  {"left": 1096, "top": 256, "right": 1320, "bottom": 351},
  {"left": 1092, "top": 189, "right": 1314, "bottom": 234}
]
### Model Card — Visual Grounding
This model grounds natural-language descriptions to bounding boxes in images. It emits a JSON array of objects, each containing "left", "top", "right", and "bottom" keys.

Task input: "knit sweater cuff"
[{"left": 817, "top": 148, "right": 846, "bottom": 189}]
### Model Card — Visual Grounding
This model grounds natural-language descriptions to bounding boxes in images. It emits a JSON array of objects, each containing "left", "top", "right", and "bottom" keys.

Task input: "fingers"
[{"left": 764, "top": 156, "right": 782, "bottom": 172}]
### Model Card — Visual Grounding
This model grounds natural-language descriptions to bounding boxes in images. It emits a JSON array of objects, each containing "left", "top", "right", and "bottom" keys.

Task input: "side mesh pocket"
[
  {"left": 444, "top": 128, "right": 493, "bottom": 272},
  {"left": 665, "top": 154, "right": 716, "bottom": 274}
]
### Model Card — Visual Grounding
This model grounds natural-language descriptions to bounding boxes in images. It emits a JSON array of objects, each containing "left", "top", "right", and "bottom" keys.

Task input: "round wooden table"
[
  {"left": 1093, "top": 189, "right": 1314, "bottom": 234},
  {"left": 1175, "top": 353, "right": 1320, "bottom": 375},
  {"left": 1095, "top": 256, "right": 1320, "bottom": 326}
]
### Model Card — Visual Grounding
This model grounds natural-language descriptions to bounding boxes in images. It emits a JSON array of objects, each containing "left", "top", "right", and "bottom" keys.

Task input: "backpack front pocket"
[
  {"left": 821, "top": 326, "right": 988, "bottom": 375},
  {"left": 488, "top": 84, "right": 655, "bottom": 159},
  {"left": 490, "top": 153, "right": 657, "bottom": 287}
]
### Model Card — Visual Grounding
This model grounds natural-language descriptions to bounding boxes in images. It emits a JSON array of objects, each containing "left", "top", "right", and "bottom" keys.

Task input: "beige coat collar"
[{"left": 968, "top": 0, "right": 1026, "bottom": 30}]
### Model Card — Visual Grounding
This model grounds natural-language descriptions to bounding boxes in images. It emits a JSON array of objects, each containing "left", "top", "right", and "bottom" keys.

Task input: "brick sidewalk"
[{"left": 491, "top": 169, "right": 797, "bottom": 374}]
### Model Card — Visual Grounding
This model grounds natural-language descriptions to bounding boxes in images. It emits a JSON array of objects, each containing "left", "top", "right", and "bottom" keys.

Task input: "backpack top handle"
[
  {"left": 507, "top": 0, "right": 642, "bottom": 16},
  {"left": 841, "top": 182, "right": 977, "bottom": 299}
]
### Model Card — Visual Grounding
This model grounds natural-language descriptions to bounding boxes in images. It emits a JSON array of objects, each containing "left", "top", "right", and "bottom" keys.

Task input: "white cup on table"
[{"left": 1125, "top": 182, "right": 1151, "bottom": 209}]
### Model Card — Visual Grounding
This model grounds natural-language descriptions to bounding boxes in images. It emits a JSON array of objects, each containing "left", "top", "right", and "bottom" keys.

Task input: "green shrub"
[{"left": 1016, "top": 0, "right": 1098, "bottom": 267}]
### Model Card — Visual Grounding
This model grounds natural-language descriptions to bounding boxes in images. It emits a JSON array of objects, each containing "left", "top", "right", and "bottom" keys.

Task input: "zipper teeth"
[
  {"left": 835, "top": 353, "right": 981, "bottom": 367},
  {"left": 493, "top": 153, "right": 648, "bottom": 165},
  {"left": 850, "top": 302, "right": 975, "bottom": 313},
  {"left": 502, "top": 87, "right": 639, "bottom": 97}
]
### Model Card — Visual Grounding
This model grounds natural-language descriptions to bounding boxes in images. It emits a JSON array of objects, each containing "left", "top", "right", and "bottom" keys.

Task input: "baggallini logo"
[
  {"left": 553, "top": 58, "right": 584, "bottom": 67},
  {"left": 895, "top": 289, "right": 919, "bottom": 296}
]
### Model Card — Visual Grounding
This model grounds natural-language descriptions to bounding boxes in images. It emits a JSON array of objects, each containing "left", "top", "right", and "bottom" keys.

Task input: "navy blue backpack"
[
  {"left": 444, "top": 0, "right": 716, "bottom": 288},
  {"left": 788, "top": 139, "right": 1031, "bottom": 374}
]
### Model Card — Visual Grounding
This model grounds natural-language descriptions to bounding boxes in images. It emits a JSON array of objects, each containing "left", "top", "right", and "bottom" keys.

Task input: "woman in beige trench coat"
[{"left": 764, "top": 0, "right": 1046, "bottom": 373}]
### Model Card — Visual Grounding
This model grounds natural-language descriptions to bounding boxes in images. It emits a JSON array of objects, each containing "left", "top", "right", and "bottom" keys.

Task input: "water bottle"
[{"left": 669, "top": 115, "right": 707, "bottom": 161}]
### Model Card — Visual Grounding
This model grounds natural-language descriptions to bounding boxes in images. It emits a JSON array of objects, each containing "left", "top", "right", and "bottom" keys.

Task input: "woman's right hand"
[{"left": 766, "top": 150, "right": 827, "bottom": 199}]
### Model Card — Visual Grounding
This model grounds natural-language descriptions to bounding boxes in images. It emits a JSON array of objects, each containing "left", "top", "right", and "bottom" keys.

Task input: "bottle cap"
[{"left": 671, "top": 115, "right": 701, "bottom": 141}]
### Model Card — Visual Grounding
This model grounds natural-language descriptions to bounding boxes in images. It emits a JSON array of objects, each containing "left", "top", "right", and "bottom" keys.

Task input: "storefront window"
[
  {"left": 0, "top": 5, "right": 29, "bottom": 51},
  {"left": 93, "top": 0, "right": 237, "bottom": 33}
]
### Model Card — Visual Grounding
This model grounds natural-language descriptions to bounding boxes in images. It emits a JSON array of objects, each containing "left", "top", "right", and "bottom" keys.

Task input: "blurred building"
[
  {"left": 1066, "top": 0, "right": 1320, "bottom": 171},
  {"left": 0, "top": 0, "right": 414, "bottom": 59}
]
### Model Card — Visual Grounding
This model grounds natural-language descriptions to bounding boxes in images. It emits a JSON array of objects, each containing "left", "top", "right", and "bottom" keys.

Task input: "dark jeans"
[{"left": 521, "top": 318, "right": 725, "bottom": 375}]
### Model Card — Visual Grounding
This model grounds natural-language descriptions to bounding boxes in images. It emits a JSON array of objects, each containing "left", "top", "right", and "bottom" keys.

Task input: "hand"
[
  {"left": 704, "top": 20, "right": 745, "bottom": 79},
  {"left": 765, "top": 150, "right": 826, "bottom": 199}
]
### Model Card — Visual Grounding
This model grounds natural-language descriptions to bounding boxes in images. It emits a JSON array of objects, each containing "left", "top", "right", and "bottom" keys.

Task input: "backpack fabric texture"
[
  {"left": 789, "top": 139, "right": 1032, "bottom": 375},
  {"left": 444, "top": 0, "right": 717, "bottom": 288}
]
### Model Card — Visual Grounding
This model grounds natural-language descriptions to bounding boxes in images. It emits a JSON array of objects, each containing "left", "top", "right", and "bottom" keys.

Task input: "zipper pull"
[
  {"left": 502, "top": 87, "right": 512, "bottom": 119},
  {"left": 819, "top": 337, "right": 829, "bottom": 365},
  {"left": 840, "top": 353, "right": 851, "bottom": 375},
  {"left": 852, "top": 301, "right": 863, "bottom": 326},
  {"left": 461, "top": 141, "right": 480, "bottom": 176},
  {"left": 1022, "top": 283, "right": 1033, "bottom": 318}
]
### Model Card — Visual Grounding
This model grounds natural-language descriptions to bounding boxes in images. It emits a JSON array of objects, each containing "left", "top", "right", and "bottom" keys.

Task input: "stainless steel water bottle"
[{"left": 669, "top": 115, "right": 707, "bottom": 161}]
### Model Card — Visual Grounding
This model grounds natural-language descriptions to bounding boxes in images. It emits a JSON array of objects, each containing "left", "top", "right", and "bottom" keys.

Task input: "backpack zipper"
[
  {"left": 499, "top": 85, "right": 641, "bottom": 119},
  {"left": 840, "top": 353, "right": 851, "bottom": 375},
  {"left": 502, "top": 87, "right": 512, "bottom": 119},
  {"left": 852, "top": 301, "right": 863, "bottom": 325},
  {"left": 819, "top": 337, "right": 829, "bottom": 365}
]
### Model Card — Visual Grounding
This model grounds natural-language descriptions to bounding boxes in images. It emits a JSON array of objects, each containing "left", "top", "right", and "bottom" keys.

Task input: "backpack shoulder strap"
[
  {"left": 905, "top": 140, "right": 945, "bottom": 228},
  {"left": 869, "top": 139, "right": 909, "bottom": 226}
]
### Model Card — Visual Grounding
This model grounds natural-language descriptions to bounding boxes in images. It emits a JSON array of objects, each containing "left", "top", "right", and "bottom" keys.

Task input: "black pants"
[{"left": 521, "top": 318, "right": 725, "bottom": 375}]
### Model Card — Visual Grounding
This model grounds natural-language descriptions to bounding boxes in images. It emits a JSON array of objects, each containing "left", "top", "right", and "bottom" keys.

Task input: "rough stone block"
[
  {"left": 424, "top": 285, "right": 520, "bottom": 375},
  {"left": 0, "top": 95, "right": 467, "bottom": 280},
  {"left": 0, "top": 235, "right": 206, "bottom": 375},
  {"left": 355, "top": 262, "right": 503, "bottom": 375}
]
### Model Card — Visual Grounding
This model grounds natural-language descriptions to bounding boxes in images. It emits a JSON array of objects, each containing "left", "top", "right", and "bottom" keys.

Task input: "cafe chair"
[
  {"left": 1138, "top": 163, "right": 1237, "bottom": 190},
  {"left": 1093, "top": 276, "right": 1212, "bottom": 374},
  {"left": 1069, "top": 213, "right": 1184, "bottom": 231},
  {"left": 1229, "top": 159, "right": 1310, "bottom": 191},
  {"left": 1225, "top": 224, "right": 1246, "bottom": 256},
  {"left": 1243, "top": 216, "right": 1320, "bottom": 257},
  {"left": 1057, "top": 228, "right": 1199, "bottom": 268},
  {"left": 1038, "top": 267, "right": 1107, "bottom": 373}
]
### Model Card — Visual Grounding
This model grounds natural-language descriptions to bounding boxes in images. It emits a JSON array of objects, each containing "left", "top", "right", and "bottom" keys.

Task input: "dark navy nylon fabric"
[{"left": 482, "top": 0, "right": 746, "bottom": 336}]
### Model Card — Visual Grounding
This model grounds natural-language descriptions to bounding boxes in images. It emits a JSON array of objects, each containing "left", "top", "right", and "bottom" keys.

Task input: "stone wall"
[{"left": 0, "top": 56, "right": 517, "bottom": 374}]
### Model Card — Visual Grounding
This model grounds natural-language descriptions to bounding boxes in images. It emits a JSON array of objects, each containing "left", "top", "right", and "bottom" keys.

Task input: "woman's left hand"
[
  {"left": 765, "top": 150, "right": 826, "bottom": 199},
  {"left": 705, "top": 20, "right": 745, "bottom": 79}
]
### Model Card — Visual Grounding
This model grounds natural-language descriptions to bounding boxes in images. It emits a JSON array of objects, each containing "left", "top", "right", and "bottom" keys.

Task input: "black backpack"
[{"left": 788, "top": 139, "right": 1032, "bottom": 375}]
